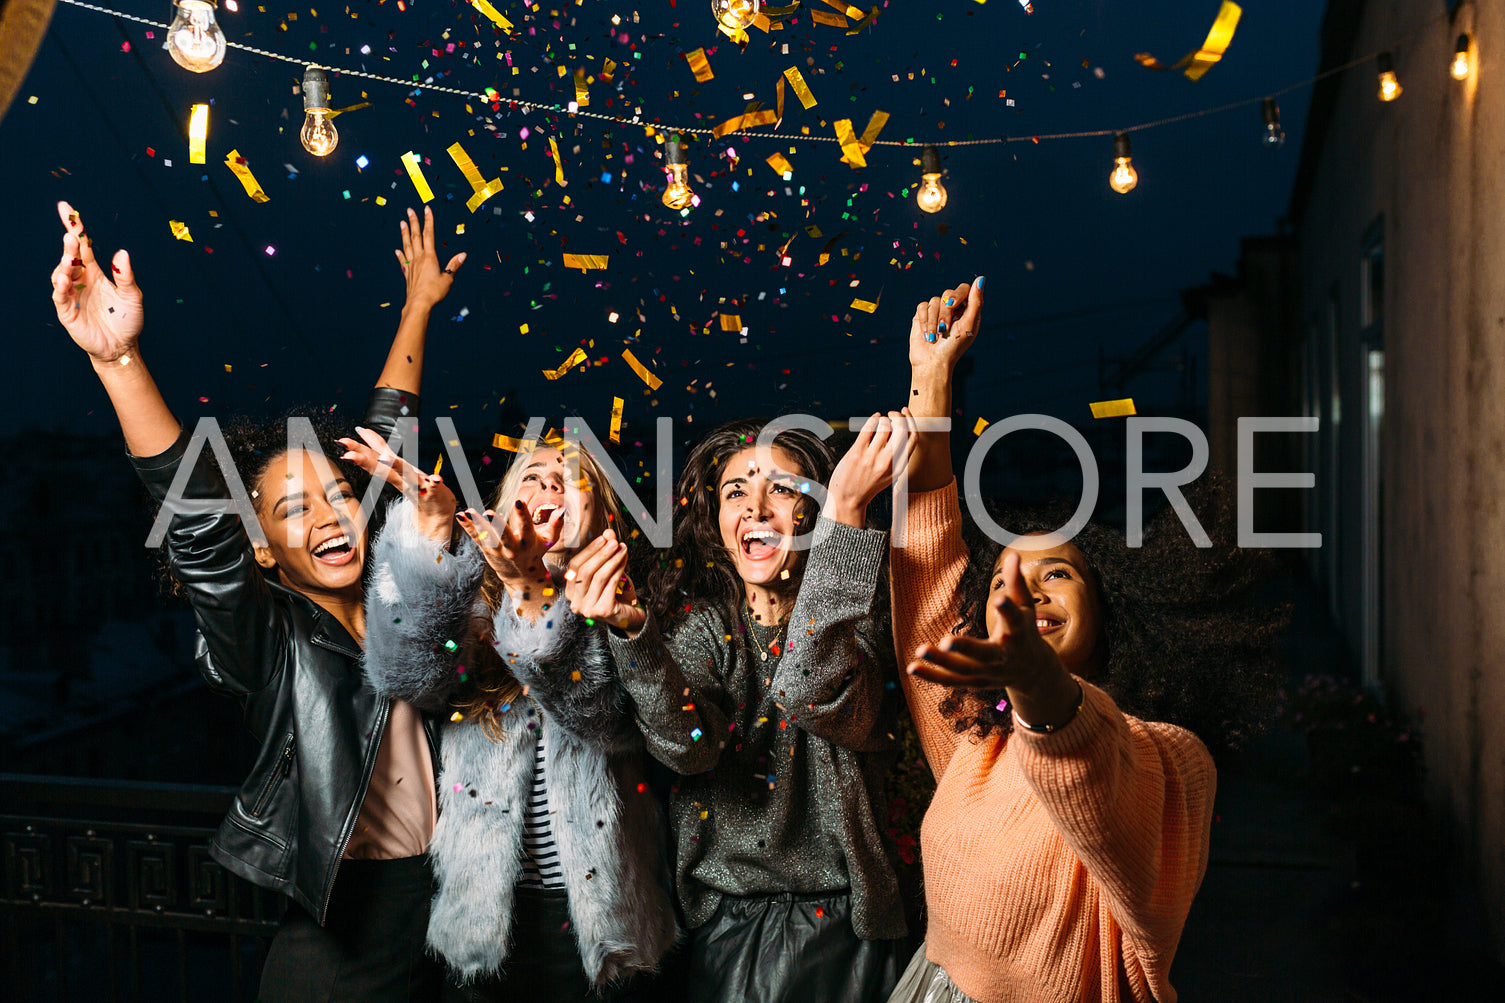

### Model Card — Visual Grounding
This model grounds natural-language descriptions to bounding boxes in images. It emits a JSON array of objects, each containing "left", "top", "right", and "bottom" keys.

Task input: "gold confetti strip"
[
  {"left": 400, "top": 151, "right": 435, "bottom": 203},
  {"left": 833, "top": 118, "right": 866, "bottom": 168},
  {"left": 850, "top": 297, "right": 879, "bottom": 313},
  {"left": 224, "top": 150, "right": 270, "bottom": 202},
  {"left": 713, "top": 109, "right": 778, "bottom": 138},
  {"left": 1134, "top": 1, "right": 1241, "bottom": 81},
  {"left": 622, "top": 348, "right": 663, "bottom": 390},
  {"left": 766, "top": 151, "right": 794, "bottom": 176},
  {"left": 188, "top": 103, "right": 208, "bottom": 165},
  {"left": 573, "top": 67, "right": 590, "bottom": 107},
  {"left": 469, "top": 0, "right": 514, "bottom": 32},
  {"left": 601, "top": 58, "right": 617, "bottom": 83},
  {"left": 846, "top": 5, "right": 878, "bottom": 34},
  {"left": 609, "top": 396, "right": 625, "bottom": 445},
  {"left": 686, "top": 47, "right": 714, "bottom": 83},
  {"left": 761, "top": 2, "right": 804, "bottom": 15},
  {"left": 543, "top": 347, "right": 589, "bottom": 380},
  {"left": 817, "top": 231, "right": 847, "bottom": 265},
  {"left": 326, "top": 101, "right": 371, "bottom": 119},
  {"left": 562, "top": 253, "right": 609, "bottom": 272},
  {"left": 1089, "top": 398, "right": 1138, "bottom": 419},
  {"left": 169, "top": 220, "right": 193, "bottom": 242},
  {"left": 973, "top": 417, "right": 990, "bottom": 436},
  {"left": 717, "top": 24, "right": 750, "bottom": 44},
  {"left": 493, "top": 433, "right": 526, "bottom": 452},
  {"left": 447, "top": 141, "right": 504, "bottom": 213},
  {"left": 810, "top": 9, "right": 848, "bottom": 27},
  {"left": 775, "top": 75, "right": 786, "bottom": 123},
  {"left": 821, "top": 0, "right": 865, "bottom": 17},
  {"left": 783, "top": 67, "right": 818, "bottom": 109},
  {"left": 549, "top": 136, "right": 567, "bottom": 186},
  {"left": 720, "top": 314, "right": 743, "bottom": 332},
  {"left": 839, "top": 109, "right": 889, "bottom": 166}
]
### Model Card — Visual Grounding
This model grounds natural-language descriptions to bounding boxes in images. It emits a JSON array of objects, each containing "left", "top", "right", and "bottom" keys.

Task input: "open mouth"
[
  {"left": 1035, "top": 616, "right": 1064, "bottom": 635},
  {"left": 741, "top": 528, "right": 782, "bottom": 560},
  {"left": 312, "top": 534, "right": 355, "bottom": 566},
  {"left": 532, "top": 502, "right": 562, "bottom": 526}
]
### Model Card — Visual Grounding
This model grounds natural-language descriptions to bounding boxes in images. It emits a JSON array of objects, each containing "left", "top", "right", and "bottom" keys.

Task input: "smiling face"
[
  {"left": 251, "top": 448, "right": 366, "bottom": 601},
  {"left": 716, "top": 445, "right": 807, "bottom": 594},
  {"left": 988, "top": 535, "right": 1106, "bottom": 677},
  {"left": 508, "top": 446, "right": 598, "bottom": 555}
]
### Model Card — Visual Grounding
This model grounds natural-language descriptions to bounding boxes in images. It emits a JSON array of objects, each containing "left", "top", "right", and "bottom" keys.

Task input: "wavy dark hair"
[
  {"left": 942, "top": 473, "right": 1289, "bottom": 752},
  {"left": 641, "top": 418, "right": 836, "bottom": 626}
]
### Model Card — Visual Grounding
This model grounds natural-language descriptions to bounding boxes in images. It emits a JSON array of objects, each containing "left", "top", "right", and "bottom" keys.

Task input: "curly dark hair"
[
  {"left": 942, "top": 473, "right": 1289, "bottom": 752},
  {"left": 157, "top": 410, "right": 373, "bottom": 593},
  {"left": 641, "top": 418, "right": 836, "bottom": 625}
]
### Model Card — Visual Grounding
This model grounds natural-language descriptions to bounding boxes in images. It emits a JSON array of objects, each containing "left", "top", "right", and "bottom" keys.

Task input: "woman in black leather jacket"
[{"left": 49, "top": 200, "right": 464, "bottom": 1002}]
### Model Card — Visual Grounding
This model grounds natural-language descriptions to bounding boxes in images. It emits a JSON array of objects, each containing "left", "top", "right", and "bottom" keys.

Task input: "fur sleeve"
[
  {"left": 490, "top": 593, "right": 639, "bottom": 753},
  {"left": 363, "top": 497, "right": 485, "bottom": 714}
]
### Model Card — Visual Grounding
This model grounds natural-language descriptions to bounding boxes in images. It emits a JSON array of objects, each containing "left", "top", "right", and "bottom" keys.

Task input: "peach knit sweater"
[{"left": 890, "top": 482, "right": 1215, "bottom": 1003}]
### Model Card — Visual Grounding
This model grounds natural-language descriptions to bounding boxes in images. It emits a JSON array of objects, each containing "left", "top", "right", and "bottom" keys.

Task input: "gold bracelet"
[{"left": 1012, "top": 682, "right": 1085, "bottom": 734}]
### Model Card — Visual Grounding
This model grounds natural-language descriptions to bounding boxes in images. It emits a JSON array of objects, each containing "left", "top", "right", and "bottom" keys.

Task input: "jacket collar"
[{"left": 268, "top": 580, "right": 363, "bottom": 660}]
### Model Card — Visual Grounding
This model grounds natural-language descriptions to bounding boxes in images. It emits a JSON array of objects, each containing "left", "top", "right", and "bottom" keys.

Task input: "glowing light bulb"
[
  {"left": 1109, "top": 132, "right": 1138, "bottom": 194},
  {"left": 711, "top": 0, "right": 759, "bottom": 32},
  {"left": 662, "top": 137, "right": 695, "bottom": 212},
  {"left": 1452, "top": 34, "right": 1472, "bottom": 81},
  {"left": 1260, "top": 97, "right": 1285, "bottom": 148},
  {"left": 914, "top": 145, "right": 948, "bottom": 214},
  {"left": 1376, "top": 52, "right": 1402, "bottom": 102},
  {"left": 300, "top": 66, "right": 339, "bottom": 157},
  {"left": 165, "top": 0, "right": 227, "bottom": 73}
]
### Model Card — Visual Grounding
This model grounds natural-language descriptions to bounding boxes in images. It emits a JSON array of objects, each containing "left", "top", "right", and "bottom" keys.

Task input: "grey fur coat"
[{"left": 363, "top": 498, "right": 679, "bottom": 986}]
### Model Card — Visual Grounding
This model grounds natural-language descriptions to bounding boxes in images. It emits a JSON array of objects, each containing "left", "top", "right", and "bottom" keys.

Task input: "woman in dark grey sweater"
[{"left": 565, "top": 415, "right": 917, "bottom": 1003}]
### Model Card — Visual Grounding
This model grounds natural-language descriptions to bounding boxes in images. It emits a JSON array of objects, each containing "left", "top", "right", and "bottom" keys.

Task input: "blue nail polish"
[
  {"left": 925, "top": 331, "right": 937, "bottom": 343},
  {"left": 937, "top": 321, "right": 948, "bottom": 334},
  {"left": 944, "top": 297, "right": 955, "bottom": 307},
  {"left": 974, "top": 275, "right": 986, "bottom": 290}
]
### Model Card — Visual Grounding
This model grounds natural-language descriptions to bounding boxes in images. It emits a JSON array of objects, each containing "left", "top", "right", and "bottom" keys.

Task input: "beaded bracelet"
[{"left": 1012, "top": 682, "right": 1085, "bottom": 734}]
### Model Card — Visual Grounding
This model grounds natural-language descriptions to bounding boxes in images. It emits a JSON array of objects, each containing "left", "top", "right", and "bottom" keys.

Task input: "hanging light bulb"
[
  {"left": 711, "top": 0, "right": 759, "bottom": 32},
  {"left": 914, "top": 145, "right": 948, "bottom": 214},
  {"left": 1376, "top": 51, "right": 1402, "bottom": 101},
  {"left": 1109, "top": 132, "right": 1138, "bottom": 194},
  {"left": 1452, "top": 34, "right": 1473, "bottom": 81},
  {"left": 1260, "top": 97, "right": 1286, "bottom": 148},
  {"left": 164, "top": 0, "right": 227, "bottom": 73},
  {"left": 662, "top": 136, "right": 696, "bottom": 212},
  {"left": 299, "top": 66, "right": 339, "bottom": 157}
]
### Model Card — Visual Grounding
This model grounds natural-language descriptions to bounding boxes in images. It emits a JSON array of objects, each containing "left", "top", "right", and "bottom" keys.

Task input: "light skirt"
[{"left": 886, "top": 943, "right": 982, "bottom": 1003}]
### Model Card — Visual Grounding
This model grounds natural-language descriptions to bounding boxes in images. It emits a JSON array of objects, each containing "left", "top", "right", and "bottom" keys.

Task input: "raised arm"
[
  {"left": 373, "top": 206, "right": 466, "bottom": 396},
  {"left": 906, "top": 276, "right": 982, "bottom": 492},
  {"left": 771, "top": 413, "right": 914, "bottom": 750}
]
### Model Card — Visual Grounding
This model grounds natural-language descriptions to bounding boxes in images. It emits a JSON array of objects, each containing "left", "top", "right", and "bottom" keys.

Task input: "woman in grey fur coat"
[{"left": 348, "top": 430, "right": 678, "bottom": 1001}]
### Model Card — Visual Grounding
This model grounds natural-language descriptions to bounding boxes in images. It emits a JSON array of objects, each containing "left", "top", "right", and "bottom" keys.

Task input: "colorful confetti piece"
[{"left": 400, "top": 151, "right": 435, "bottom": 203}]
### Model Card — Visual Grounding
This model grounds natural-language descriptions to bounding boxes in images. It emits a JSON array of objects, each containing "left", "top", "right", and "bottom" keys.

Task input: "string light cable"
[{"left": 55, "top": 0, "right": 1453, "bottom": 151}]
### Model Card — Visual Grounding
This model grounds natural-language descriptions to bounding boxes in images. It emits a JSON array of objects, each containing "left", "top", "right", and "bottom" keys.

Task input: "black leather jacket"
[{"left": 130, "top": 388, "right": 440, "bottom": 924}]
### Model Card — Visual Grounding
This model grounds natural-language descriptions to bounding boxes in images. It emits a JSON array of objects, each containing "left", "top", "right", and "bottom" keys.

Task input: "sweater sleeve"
[
  {"left": 889, "top": 479, "right": 969, "bottom": 778},
  {"left": 363, "top": 496, "right": 486, "bottom": 714},
  {"left": 607, "top": 607, "right": 733, "bottom": 775},
  {"left": 489, "top": 591, "right": 640, "bottom": 753},
  {"left": 1011, "top": 681, "right": 1216, "bottom": 998},
  {"left": 771, "top": 519, "right": 892, "bottom": 751}
]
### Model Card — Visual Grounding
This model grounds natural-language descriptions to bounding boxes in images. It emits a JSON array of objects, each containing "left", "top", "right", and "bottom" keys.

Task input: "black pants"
[
  {"left": 686, "top": 892, "right": 905, "bottom": 1003},
  {"left": 258, "top": 855, "right": 442, "bottom": 1003},
  {"left": 443, "top": 886, "right": 654, "bottom": 1003}
]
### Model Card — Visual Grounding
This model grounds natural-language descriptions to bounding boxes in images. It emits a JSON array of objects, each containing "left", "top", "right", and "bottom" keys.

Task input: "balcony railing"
[{"left": 0, "top": 773, "right": 282, "bottom": 1002}]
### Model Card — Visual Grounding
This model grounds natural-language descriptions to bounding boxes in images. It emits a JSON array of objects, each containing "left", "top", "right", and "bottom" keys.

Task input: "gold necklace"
[{"left": 745, "top": 607, "right": 788, "bottom": 662}]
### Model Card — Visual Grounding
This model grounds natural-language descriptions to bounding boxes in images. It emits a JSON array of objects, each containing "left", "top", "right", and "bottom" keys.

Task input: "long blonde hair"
[{"left": 452, "top": 435, "right": 629, "bottom": 739}]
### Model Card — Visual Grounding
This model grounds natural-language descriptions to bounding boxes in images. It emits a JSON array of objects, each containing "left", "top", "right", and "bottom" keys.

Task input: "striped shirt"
[{"left": 517, "top": 722, "right": 565, "bottom": 889}]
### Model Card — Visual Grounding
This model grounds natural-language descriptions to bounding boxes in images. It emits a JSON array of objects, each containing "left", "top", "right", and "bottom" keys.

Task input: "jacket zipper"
[
  {"left": 250, "top": 733, "right": 295, "bottom": 818},
  {"left": 317, "top": 696, "right": 391, "bottom": 924}
]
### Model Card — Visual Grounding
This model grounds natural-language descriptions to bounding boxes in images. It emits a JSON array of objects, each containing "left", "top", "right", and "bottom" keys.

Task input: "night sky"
[{"left": 4, "top": 0, "right": 1324, "bottom": 461}]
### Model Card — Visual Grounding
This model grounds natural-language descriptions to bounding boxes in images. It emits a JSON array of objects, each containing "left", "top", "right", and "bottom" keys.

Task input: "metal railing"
[{"left": 0, "top": 774, "right": 282, "bottom": 1002}]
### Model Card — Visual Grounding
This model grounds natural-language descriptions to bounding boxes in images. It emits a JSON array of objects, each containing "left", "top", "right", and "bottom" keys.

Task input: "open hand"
[
  {"left": 396, "top": 206, "right": 466, "bottom": 310},
  {"left": 563, "top": 529, "right": 645, "bottom": 633},
  {"left": 456, "top": 499, "right": 560, "bottom": 592},
  {"left": 824, "top": 410, "right": 918, "bottom": 527},
  {"left": 908, "top": 277, "right": 983, "bottom": 371},
  {"left": 908, "top": 550, "right": 1062, "bottom": 693},
  {"left": 51, "top": 201, "right": 143, "bottom": 364},
  {"left": 338, "top": 426, "right": 456, "bottom": 543}
]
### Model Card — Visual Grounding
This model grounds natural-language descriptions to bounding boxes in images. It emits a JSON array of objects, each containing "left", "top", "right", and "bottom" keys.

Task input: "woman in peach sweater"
[{"left": 884, "top": 279, "right": 1283, "bottom": 1003}]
